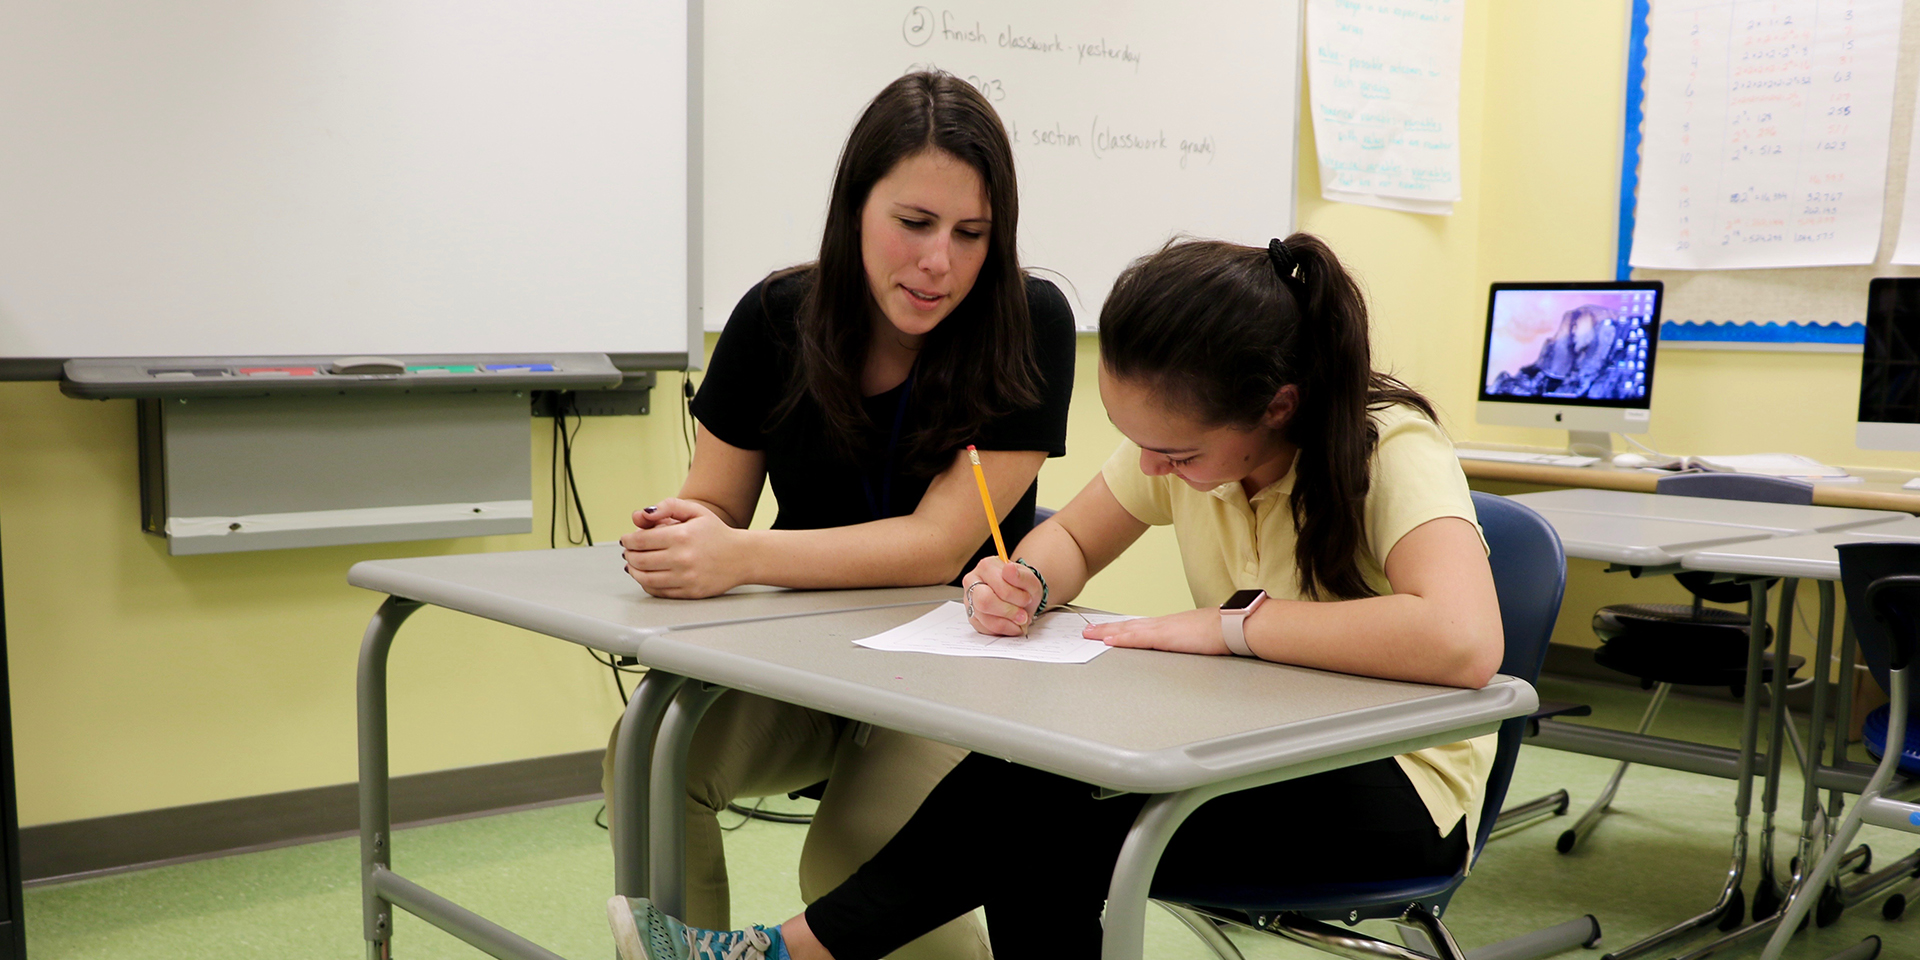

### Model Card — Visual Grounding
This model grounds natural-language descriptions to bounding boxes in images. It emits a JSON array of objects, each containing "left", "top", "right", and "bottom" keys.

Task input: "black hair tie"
[{"left": 1267, "top": 237, "right": 1303, "bottom": 287}]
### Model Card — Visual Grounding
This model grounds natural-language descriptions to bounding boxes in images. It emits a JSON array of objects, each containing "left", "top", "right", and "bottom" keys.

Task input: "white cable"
[{"left": 1618, "top": 432, "right": 1669, "bottom": 458}]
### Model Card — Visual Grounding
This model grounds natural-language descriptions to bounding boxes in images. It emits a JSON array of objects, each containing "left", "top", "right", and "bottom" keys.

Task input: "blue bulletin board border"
[
  {"left": 1614, "top": 0, "right": 1866, "bottom": 351},
  {"left": 1661, "top": 320, "right": 1867, "bottom": 346},
  {"left": 1615, "top": 0, "right": 1650, "bottom": 284}
]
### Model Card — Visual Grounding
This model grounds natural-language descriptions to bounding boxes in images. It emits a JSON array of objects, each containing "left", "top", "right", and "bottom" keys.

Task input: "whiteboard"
[
  {"left": 701, "top": 0, "right": 1302, "bottom": 332},
  {"left": 0, "top": 0, "right": 690, "bottom": 364}
]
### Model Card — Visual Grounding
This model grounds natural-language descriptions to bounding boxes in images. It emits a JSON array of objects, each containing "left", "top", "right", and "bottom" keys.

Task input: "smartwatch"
[{"left": 1220, "top": 588, "right": 1267, "bottom": 657}]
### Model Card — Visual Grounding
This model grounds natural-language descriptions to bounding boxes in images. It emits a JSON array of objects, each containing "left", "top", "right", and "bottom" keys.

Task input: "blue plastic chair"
[
  {"left": 1654, "top": 471, "right": 1816, "bottom": 505},
  {"left": 1151, "top": 492, "right": 1600, "bottom": 960},
  {"left": 1858, "top": 706, "right": 1920, "bottom": 780},
  {"left": 1757, "top": 541, "right": 1920, "bottom": 960}
]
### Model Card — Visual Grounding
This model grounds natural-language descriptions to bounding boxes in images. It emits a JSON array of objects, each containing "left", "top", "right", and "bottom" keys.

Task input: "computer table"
[
  {"left": 1457, "top": 455, "right": 1920, "bottom": 515},
  {"left": 1505, "top": 490, "right": 1906, "bottom": 960},
  {"left": 348, "top": 544, "right": 1538, "bottom": 960}
]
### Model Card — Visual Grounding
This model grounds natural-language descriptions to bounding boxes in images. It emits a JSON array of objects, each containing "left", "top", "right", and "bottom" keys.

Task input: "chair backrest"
[
  {"left": 1869, "top": 575, "right": 1920, "bottom": 672},
  {"left": 1145, "top": 496, "right": 1567, "bottom": 920},
  {"left": 1655, "top": 471, "right": 1814, "bottom": 505},
  {"left": 1469, "top": 492, "right": 1567, "bottom": 856},
  {"left": 1839, "top": 542, "right": 1920, "bottom": 694}
]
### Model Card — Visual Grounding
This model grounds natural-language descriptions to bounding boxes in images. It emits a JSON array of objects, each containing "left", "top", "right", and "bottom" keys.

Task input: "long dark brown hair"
[
  {"left": 772, "top": 72, "right": 1042, "bottom": 474},
  {"left": 1099, "top": 235, "right": 1438, "bottom": 600}
]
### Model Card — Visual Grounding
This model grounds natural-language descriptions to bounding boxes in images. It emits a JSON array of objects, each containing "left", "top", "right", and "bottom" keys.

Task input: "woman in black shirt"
[{"left": 612, "top": 72, "right": 1074, "bottom": 960}]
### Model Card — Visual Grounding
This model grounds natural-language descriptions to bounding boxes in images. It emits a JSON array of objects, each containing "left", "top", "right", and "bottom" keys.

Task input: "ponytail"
[{"left": 1099, "top": 234, "right": 1436, "bottom": 600}]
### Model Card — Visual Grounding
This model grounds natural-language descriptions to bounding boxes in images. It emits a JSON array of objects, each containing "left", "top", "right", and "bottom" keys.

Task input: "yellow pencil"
[{"left": 966, "top": 445, "right": 1010, "bottom": 563}]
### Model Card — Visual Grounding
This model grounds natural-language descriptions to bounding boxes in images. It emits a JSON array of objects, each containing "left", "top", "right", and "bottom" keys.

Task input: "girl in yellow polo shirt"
[{"left": 608, "top": 234, "right": 1504, "bottom": 960}]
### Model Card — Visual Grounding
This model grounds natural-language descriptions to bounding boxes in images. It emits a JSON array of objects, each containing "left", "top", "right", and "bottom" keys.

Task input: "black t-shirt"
[{"left": 691, "top": 271, "right": 1076, "bottom": 579}]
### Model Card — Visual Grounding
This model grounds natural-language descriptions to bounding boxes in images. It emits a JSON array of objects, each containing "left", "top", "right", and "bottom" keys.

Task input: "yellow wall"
[
  {"left": 4, "top": 0, "right": 1910, "bottom": 827},
  {"left": 0, "top": 381, "right": 693, "bottom": 825}
]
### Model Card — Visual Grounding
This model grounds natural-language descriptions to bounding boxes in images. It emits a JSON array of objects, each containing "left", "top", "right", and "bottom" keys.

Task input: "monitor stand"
[{"left": 1568, "top": 430, "right": 1613, "bottom": 458}]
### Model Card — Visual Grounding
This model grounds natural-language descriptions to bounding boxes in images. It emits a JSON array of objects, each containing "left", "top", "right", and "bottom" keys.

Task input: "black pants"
[{"left": 804, "top": 753, "right": 1468, "bottom": 960}]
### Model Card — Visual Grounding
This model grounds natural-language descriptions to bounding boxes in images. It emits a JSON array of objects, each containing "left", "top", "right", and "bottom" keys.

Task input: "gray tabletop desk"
[
  {"left": 1501, "top": 488, "right": 1900, "bottom": 570},
  {"left": 1505, "top": 491, "right": 1906, "bottom": 960},
  {"left": 1507, "top": 489, "right": 1901, "bottom": 554},
  {"left": 1681, "top": 516, "right": 1920, "bottom": 581},
  {"left": 347, "top": 544, "right": 1539, "bottom": 960}
]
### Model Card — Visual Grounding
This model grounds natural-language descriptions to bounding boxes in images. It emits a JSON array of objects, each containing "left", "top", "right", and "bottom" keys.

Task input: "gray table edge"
[{"left": 626, "top": 631, "right": 1537, "bottom": 795}]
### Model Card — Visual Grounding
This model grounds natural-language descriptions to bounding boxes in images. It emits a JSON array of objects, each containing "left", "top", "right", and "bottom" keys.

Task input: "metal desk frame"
[{"left": 349, "top": 545, "right": 1537, "bottom": 960}]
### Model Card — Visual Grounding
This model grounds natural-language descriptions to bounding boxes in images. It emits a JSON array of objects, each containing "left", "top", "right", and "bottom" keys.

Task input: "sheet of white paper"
[
  {"left": 1693, "top": 452, "right": 1850, "bottom": 478},
  {"left": 853, "top": 602, "right": 1134, "bottom": 664},
  {"left": 1892, "top": 92, "right": 1920, "bottom": 263},
  {"left": 1305, "top": 0, "right": 1464, "bottom": 211},
  {"left": 1631, "top": 0, "right": 1903, "bottom": 269},
  {"left": 1322, "top": 188, "right": 1456, "bottom": 216}
]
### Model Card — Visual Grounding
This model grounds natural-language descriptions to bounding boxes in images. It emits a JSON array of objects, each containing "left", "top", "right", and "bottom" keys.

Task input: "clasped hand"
[
  {"left": 620, "top": 499, "right": 746, "bottom": 599},
  {"left": 962, "top": 558, "right": 1233, "bottom": 656},
  {"left": 961, "top": 557, "right": 1041, "bottom": 636}
]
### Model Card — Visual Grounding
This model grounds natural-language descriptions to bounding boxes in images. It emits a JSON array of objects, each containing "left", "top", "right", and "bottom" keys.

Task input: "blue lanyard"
[{"left": 861, "top": 371, "right": 915, "bottom": 521}]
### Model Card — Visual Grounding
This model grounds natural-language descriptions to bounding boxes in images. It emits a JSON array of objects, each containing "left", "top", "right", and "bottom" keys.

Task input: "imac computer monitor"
[
  {"left": 1859, "top": 277, "right": 1920, "bottom": 450},
  {"left": 1475, "top": 281, "right": 1663, "bottom": 454}
]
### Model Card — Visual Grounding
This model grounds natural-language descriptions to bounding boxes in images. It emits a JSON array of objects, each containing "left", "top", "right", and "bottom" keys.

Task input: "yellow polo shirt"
[{"left": 1100, "top": 404, "right": 1497, "bottom": 848}]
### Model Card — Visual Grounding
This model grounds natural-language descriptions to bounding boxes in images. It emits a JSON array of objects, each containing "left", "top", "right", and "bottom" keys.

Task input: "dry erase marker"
[{"left": 966, "top": 445, "right": 1010, "bottom": 563}]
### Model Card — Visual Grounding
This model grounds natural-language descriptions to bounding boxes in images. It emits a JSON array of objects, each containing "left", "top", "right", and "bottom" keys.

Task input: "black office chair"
[
  {"left": 1557, "top": 472, "right": 1810, "bottom": 860},
  {"left": 1151, "top": 492, "right": 1601, "bottom": 960},
  {"left": 1757, "top": 541, "right": 1920, "bottom": 960}
]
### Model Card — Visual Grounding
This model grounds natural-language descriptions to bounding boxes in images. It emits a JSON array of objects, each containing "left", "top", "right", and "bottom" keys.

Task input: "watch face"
[{"left": 1222, "top": 588, "right": 1265, "bottom": 611}]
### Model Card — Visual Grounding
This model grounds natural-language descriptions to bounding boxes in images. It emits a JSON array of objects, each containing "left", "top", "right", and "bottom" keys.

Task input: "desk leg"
[
  {"left": 1102, "top": 790, "right": 1209, "bottom": 960},
  {"left": 648, "top": 682, "right": 727, "bottom": 920},
  {"left": 1802, "top": 581, "right": 1836, "bottom": 871},
  {"left": 1747, "top": 581, "right": 1837, "bottom": 957},
  {"left": 1754, "top": 578, "right": 1801, "bottom": 918},
  {"left": 612, "top": 672, "right": 688, "bottom": 899},
  {"left": 357, "top": 596, "right": 425, "bottom": 960},
  {"left": 1831, "top": 616, "right": 1858, "bottom": 829},
  {"left": 1665, "top": 580, "right": 1825, "bottom": 960},
  {"left": 1600, "top": 580, "right": 1770, "bottom": 960}
]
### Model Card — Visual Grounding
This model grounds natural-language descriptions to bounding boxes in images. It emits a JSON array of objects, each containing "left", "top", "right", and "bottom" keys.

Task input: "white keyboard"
[{"left": 1455, "top": 448, "right": 1602, "bottom": 468}]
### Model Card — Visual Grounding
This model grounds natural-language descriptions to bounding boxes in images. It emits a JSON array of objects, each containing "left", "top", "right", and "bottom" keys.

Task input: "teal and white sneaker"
[{"left": 607, "top": 896, "right": 789, "bottom": 960}]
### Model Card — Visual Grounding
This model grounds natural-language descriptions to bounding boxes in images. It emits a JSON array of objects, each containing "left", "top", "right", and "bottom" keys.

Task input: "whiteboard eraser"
[{"left": 330, "top": 356, "right": 407, "bottom": 375}]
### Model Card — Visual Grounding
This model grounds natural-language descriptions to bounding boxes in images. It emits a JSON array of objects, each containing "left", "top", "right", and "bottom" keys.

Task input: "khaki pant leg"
[
  {"left": 800, "top": 726, "right": 992, "bottom": 960},
  {"left": 601, "top": 689, "right": 842, "bottom": 929}
]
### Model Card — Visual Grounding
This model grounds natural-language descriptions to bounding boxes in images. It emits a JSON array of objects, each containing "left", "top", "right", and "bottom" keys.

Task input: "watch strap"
[{"left": 1221, "top": 610, "right": 1255, "bottom": 657}]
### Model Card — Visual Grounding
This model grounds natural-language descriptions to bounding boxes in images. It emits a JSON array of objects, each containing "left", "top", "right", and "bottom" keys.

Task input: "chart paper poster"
[
  {"left": 1893, "top": 92, "right": 1920, "bottom": 263},
  {"left": 1305, "top": 0, "right": 1464, "bottom": 214},
  {"left": 1631, "top": 0, "right": 1902, "bottom": 270}
]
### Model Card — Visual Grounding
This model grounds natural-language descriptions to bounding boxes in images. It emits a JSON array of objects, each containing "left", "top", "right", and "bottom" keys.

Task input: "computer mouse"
[{"left": 1611, "top": 453, "right": 1651, "bottom": 467}]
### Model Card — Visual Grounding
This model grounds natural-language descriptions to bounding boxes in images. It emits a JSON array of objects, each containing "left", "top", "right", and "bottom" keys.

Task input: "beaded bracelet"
[{"left": 1012, "top": 558, "right": 1048, "bottom": 614}]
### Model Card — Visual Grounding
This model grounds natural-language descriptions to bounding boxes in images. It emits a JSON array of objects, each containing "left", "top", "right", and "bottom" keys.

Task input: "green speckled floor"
[{"left": 23, "top": 677, "right": 1920, "bottom": 959}]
